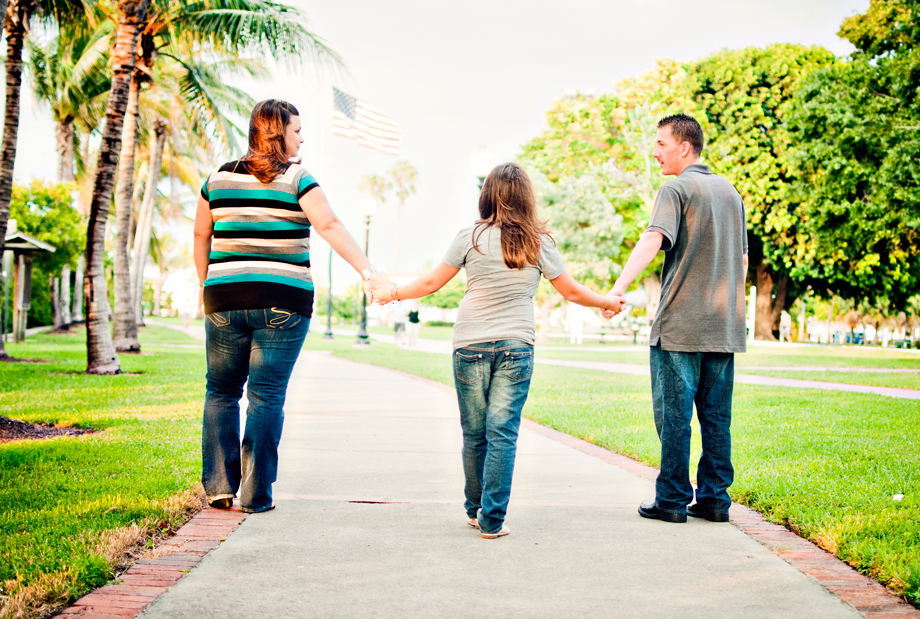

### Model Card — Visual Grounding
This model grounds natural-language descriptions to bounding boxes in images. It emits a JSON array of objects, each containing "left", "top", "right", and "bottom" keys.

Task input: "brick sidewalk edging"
[
  {"left": 60, "top": 508, "right": 246, "bottom": 618},
  {"left": 523, "top": 419, "right": 920, "bottom": 619}
]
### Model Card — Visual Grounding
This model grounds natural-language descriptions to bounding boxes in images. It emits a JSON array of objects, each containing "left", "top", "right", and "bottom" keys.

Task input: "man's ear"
[{"left": 680, "top": 141, "right": 693, "bottom": 159}]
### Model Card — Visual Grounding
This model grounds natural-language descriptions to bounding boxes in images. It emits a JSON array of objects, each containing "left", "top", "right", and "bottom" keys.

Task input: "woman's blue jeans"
[
  {"left": 202, "top": 308, "right": 309, "bottom": 513},
  {"left": 453, "top": 340, "right": 534, "bottom": 534},
  {"left": 649, "top": 344, "right": 735, "bottom": 516}
]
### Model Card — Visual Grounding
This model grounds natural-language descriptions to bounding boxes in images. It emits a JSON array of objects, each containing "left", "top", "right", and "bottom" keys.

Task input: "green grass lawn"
[
  {"left": 366, "top": 324, "right": 454, "bottom": 341},
  {"left": 535, "top": 344, "right": 920, "bottom": 390},
  {"left": 0, "top": 326, "right": 206, "bottom": 618},
  {"left": 303, "top": 332, "right": 920, "bottom": 607}
]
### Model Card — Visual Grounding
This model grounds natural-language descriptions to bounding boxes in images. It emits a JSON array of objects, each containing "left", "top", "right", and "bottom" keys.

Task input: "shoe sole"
[
  {"left": 638, "top": 508, "right": 687, "bottom": 523},
  {"left": 688, "top": 510, "right": 730, "bottom": 522},
  {"left": 481, "top": 526, "right": 510, "bottom": 539},
  {"left": 467, "top": 518, "right": 480, "bottom": 529}
]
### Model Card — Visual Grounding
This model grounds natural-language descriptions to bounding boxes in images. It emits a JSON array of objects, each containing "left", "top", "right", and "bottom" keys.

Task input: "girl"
[{"left": 372, "top": 163, "right": 623, "bottom": 538}]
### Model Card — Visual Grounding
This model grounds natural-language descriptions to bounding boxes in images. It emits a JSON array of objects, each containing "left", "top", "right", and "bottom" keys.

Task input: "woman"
[
  {"left": 194, "top": 100, "right": 383, "bottom": 513},
  {"left": 372, "top": 163, "right": 623, "bottom": 538}
]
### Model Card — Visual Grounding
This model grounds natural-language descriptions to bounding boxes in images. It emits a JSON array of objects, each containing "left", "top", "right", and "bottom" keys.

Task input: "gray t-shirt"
[
  {"left": 443, "top": 224, "right": 566, "bottom": 350},
  {"left": 646, "top": 164, "right": 748, "bottom": 353}
]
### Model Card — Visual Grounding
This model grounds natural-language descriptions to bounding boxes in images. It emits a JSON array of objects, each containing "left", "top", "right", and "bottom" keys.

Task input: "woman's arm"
[
  {"left": 550, "top": 272, "right": 623, "bottom": 311},
  {"left": 374, "top": 262, "right": 460, "bottom": 304},
  {"left": 193, "top": 196, "right": 213, "bottom": 310},
  {"left": 300, "top": 187, "right": 386, "bottom": 292}
]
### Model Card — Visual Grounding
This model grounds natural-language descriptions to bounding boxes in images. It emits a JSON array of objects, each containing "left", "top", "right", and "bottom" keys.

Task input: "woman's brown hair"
[
  {"left": 473, "top": 162, "right": 552, "bottom": 269},
  {"left": 242, "top": 99, "right": 300, "bottom": 183}
]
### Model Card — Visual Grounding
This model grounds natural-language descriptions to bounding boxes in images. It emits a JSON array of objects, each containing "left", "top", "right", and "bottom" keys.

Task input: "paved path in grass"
[
  {"left": 131, "top": 346, "right": 881, "bottom": 619},
  {"left": 350, "top": 332, "right": 920, "bottom": 400}
]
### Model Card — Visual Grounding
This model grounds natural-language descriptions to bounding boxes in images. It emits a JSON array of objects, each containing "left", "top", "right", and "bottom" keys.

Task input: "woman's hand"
[
  {"left": 372, "top": 284, "right": 396, "bottom": 305},
  {"left": 601, "top": 294, "right": 627, "bottom": 319}
]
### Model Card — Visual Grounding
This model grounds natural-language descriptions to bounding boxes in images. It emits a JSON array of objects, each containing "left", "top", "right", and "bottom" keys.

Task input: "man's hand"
[
  {"left": 362, "top": 272, "right": 388, "bottom": 302},
  {"left": 601, "top": 283, "right": 627, "bottom": 320}
]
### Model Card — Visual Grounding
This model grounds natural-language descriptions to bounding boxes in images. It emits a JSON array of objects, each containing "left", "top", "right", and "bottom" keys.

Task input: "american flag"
[{"left": 331, "top": 87, "right": 402, "bottom": 156}]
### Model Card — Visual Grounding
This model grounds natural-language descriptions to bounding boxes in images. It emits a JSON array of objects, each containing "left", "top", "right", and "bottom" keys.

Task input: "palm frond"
[{"left": 169, "top": 0, "right": 345, "bottom": 75}]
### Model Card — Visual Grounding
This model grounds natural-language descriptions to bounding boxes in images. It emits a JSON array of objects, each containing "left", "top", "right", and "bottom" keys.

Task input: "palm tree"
[
  {"left": 0, "top": 0, "right": 87, "bottom": 360},
  {"left": 386, "top": 160, "right": 418, "bottom": 273},
  {"left": 84, "top": 0, "right": 152, "bottom": 374},
  {"left": 103, "top": 0, "right": 344, "bottom": 357}
]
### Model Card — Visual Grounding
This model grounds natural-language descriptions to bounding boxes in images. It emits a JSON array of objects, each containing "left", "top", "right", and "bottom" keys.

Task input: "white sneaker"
[
  {"left": 467, "top": 517, "right": 480, "bottom": 529},
  {"left": 481, "top": 524, "right": 510, "bottom": 539}
]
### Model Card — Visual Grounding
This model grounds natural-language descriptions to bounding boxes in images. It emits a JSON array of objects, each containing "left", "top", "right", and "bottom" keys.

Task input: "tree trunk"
[
  {"left": 51, "top": 277, "right": 63, "bottom": 329},
  {"left": 825, "top": 300, "right": 836, "bottom": 345},
  {"left": 60, "top": 264, "right": 71, "bottom": 325},
  {"left": 84, "top": 0, "right": 151, "bottom": 374},
  {"left": 153, "top": 267, "right": 164, "bottom": 316},
  {"left": 391, "top": 202, "right": 402, "bottom": 274},
  {"left": 56, "top": 116, "right": 75, "bottom": 182},
  {"left": 72, "top": 256, "right": 84, "bottom": 321},
  {"left": 536, "top": 292, "right": 564, "bottom": 344},
  {"left": 112, "top": 75, "right": 141, "bottom": 352},
  {"left": 797, "top": 301, "right": 806, "bottom": 343},
  {"left": 753, "top": 260, "right": 788, "bottom": 340},
  {"left": 0, "top": 0, "right": 36, "bottom": 360},
  {"left": 131, "top": 118, "right": 166, "bottom": 325}
]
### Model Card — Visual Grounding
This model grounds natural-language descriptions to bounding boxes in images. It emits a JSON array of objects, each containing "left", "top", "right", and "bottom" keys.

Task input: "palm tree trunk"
[
  {"left": 0, "top": 0, "right": 36, "bottom": 361},
  {"left": 84, "top": 0, "right": 151, "bottom": 375},
  {"left": 131, "top": 119, "right": 166, "bottom": 324},
  {"left": 56, "top": 116, "right": 75, "bottom": 183},
  {"left": 61, "top": 265, "right": 72, "bottom": 325},
  {"left": 72, "top": 256, "right": 84, "bottom": 321},
  {"left": 51, "top": 278, "right": 63, "bottom": 329},
  {"left": 112, "top": 76, "right": 141, "bottom": 352},
  {"left": 391, "top": 202, "right": 402, "bottom": 273}
]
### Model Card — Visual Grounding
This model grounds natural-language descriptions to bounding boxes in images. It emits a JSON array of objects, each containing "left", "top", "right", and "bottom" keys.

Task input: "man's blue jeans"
[
  {"left": 202, "top": 308, "right": 309, "bottom": 513},
  {"left": 649, "top": 344, "right": 735, "bottom": 516},
  {"left": 453, "top": 340, "right": 534, "bottom": 535}
]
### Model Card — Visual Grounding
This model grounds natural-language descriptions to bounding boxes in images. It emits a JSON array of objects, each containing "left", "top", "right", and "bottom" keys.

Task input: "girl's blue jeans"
[
  {"left": 202, "top": 308, "right": 309, "bottom": 513},
  {"left": 453, "top": 340, "right": 534, "bottom": 534}
]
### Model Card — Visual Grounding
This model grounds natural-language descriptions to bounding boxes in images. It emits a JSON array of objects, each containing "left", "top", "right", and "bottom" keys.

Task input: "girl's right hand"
[{"left": 372, "top": 285, "right": 395, "bottom": 305}]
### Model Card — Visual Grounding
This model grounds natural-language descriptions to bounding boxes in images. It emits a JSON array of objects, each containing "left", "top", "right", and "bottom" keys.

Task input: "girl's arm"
[
  {"left": 550, "top": 272, "right": 623, "bottom": 311},
  {"left": 374, "top": 262, "right": 460, "bottom": 303}
]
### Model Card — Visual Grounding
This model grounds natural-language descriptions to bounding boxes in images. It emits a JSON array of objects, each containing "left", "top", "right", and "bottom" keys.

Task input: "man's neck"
[{"left": 673, "top": 157, "right": 702, "bottom": 176}]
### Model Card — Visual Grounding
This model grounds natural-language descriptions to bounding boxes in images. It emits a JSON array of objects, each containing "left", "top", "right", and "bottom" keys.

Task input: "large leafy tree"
[
  {"left": 688, "top": 43, "right": 836, "bottom": 339},
  {"left": 521, "top": 60, "right": 697, "bottom": 321},
  {"left": 790, "top": 0, "right": 920, "bottom": 309}
]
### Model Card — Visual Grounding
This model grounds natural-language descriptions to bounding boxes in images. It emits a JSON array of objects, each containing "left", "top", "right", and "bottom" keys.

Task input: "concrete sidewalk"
[{"left": 138, "top": 350, "right": 865, "bottom": 619}]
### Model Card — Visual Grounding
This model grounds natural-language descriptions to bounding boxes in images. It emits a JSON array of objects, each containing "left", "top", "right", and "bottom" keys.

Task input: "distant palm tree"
[
  {"left": 26, "top": 22, "right": 112, "bottom": 182},
  {"left": 386, "top": 160, "right": 418, "bottom": 273},
  {"left": 0, "top": 0, "right": 88, "bottom": 361}
]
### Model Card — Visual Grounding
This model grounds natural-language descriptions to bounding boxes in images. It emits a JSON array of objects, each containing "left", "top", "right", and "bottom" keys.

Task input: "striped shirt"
[{"left": 200, "top": 160, "right": 319, "bottom": 317}]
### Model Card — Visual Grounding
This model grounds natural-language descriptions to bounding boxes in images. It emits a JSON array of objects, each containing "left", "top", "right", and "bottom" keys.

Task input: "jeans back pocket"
[
  {"left": 206, "top": 312, "right": 231, "bottom": 327},
  {"left": 266, "top": 307, "right": 302, "bottom": 329},
  {"left": 500, "top": 349, "right": 533, "bottom": 381},
  {"left": 454, "top": 351, "right": 484, "bottom": 385}
]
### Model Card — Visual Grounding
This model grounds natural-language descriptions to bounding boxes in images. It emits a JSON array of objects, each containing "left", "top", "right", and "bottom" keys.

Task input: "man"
[{"left": 603, "top": 114, "right": 748, "bottom": 524}]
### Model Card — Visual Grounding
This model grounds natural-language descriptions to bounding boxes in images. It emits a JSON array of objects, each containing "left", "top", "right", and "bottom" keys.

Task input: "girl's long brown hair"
[
  {"left": 242, "top": 99, "right": 300, "bottom": 183},
  {"left": 473, "top": 163, "right": 552, "bottom": 269}
]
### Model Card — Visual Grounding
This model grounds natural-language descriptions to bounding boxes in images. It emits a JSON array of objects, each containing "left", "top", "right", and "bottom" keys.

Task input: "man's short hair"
[{"left": 657, "top": 114, "right": 704, "bottom": 156}]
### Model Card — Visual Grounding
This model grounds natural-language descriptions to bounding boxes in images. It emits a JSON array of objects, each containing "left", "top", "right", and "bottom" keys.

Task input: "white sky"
[{"left": 17, "top": 0, "right": 867, "bottom": 291}]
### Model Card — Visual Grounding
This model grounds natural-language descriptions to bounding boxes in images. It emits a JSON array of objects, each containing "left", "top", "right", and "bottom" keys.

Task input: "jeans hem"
[
  {"left": 207, "top": 493, "right": 235, "bottom": 502},
  {"left": 241, "top": 504, "right": 274, "bottom": 514}
]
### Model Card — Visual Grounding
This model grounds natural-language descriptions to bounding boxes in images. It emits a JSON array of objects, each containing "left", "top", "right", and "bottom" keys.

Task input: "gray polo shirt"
[
  {"left": 443, "top": 224, "right": 566, "bottom": 350},
  {"left": 646, "top": 164, "right": 748, "bottom": 353}
]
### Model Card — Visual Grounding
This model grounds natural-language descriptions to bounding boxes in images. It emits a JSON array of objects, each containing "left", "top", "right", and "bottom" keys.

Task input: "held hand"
[
  {"left": 371, "top": 284, "right": 396, "bottom": 305},
  {"left": 362, "top": 272, "right": 388, "bottom": 302}
]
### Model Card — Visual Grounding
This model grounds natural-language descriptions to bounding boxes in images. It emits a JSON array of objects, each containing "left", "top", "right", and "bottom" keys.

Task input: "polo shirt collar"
[{"left": 680, "top": 163, "right": 711, "bottom": 176}]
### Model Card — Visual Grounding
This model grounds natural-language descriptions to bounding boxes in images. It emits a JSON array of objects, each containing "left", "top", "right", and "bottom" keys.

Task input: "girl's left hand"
[{"left": 372, "top": 285, "right": 395, "bottom": 305}]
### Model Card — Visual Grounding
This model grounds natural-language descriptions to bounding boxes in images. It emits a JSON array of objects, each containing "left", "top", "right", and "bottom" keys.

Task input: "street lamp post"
[
  {"left": 323, "top": 245, "right": 334, "bottom": 339},
  {"left": 354, "top": 197, "right": 377, "bottom": 347}
]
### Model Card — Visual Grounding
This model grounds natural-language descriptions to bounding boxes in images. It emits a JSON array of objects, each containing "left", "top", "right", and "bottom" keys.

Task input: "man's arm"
[{"left": 610, "top": 231, "right": 664, "bottom": 296}]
